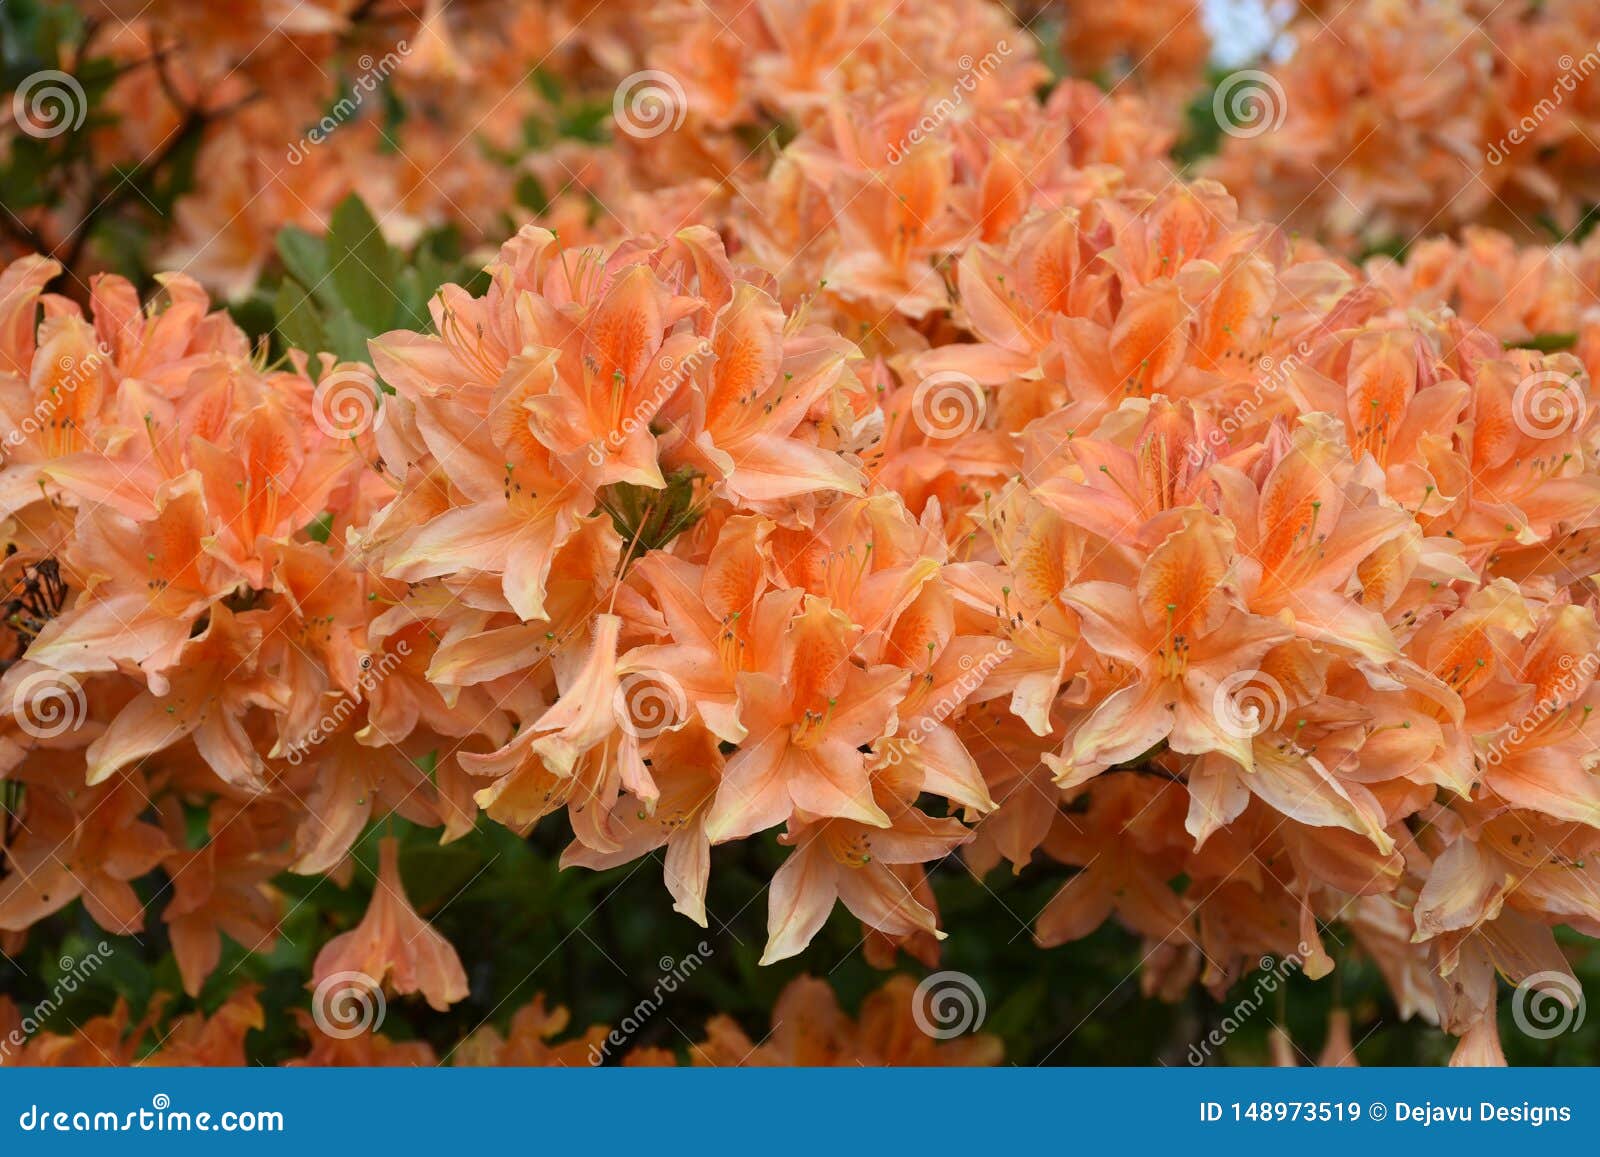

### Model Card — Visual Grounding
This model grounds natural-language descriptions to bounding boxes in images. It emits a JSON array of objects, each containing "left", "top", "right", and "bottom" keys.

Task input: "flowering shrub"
[
  {"left": 1207, "top": 0, "right": 1600, "bottom": 246},
  {"left": 3, "top": 0, "right": 1600, "bottom": 1067}
]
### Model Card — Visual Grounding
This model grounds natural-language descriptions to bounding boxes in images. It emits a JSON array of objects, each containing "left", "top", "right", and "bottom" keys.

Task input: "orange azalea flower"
[
  {"left": 942, "top": 507, "right": 1078, "bottom": 737},
  {"left": 562, "top": 723, "right": 723, "bottom": 926},
  {"left": 255, "top": 538, "right": 369, "bottom": 752},
  {"left": 454, "top": 995, "right": 608, "bottom": 1066},
  {"left": 1031, "top": 398, "right": 1212, "bottom": 549},
  {"left": 28, "top": 477, "right": 247, "bottom": 685},
  {"left": 161, "top": 804, "right": 286, "bottom": 997},
  {"left": 760, "top": 761, "right": 971, "bottom": 963},
  {"left": 703, "top": 596, "right": 906, "bottom": 841},
  {"left": 461, "top": 612, "right": 654, "bottom": 852},
  {"left": 376, "top": 387, "right": 591, "bottom": 624},
  {"left": 83, "top": 604, "right": 285, "bottom": 788},
  {"left": 871, "top": 580, "right": 999, "bottom": 817},
  {"left": 1048, "top": 510, "right": 1291, "bottom": 782},
  {"left": 621, "top": 514, "right": 795, "bottom": 745},
  {"left": 286, "top": 1010, "right": 436, "bottom": 1068},
  {"left": 1411, "top": 812, "right": 1587, "bottom": 1066},
  {"left": 1035, "top": 774, "right": 1190, "bottom": 949},
  {"left": 191, "top": 398, "right": 361, "bottom": 587},
  {"left": 371, "top": 231, "right": 593, "bottom": 622},
  {"left": 1054, "top": 0, "right": 1210, "bottom": 106},
  {"left": 310, "top": 837, "right": 468, "bottom": 1013},
  {"left": 0, "top": 308, "right": 108, "bottom": 519},
  {"left": 145, "top": 988, "right": 265, "bottom": 1067},
  {"left": 517, "top": 267, "right": 703, "bottom": 488},
  {"left": 0, "top": 256, "right": 60, "bottom": 380},
  {"left": 668, "top": 284, "right": 863, "bottom": 503},
  {"left": 284, "top": 726, "right": 444, "bottom": 876},
  {"left": 0, "top": 997, "right": 163, "bottom": 1067},
  {"left": 0, "top": 775, "right": 169, "bottom": 935},
  {"left": 1478, "top": 603, "right": 1600, "bottom": 825},
  {"left": 1217, "top": 414, "right": 1412, "bottom": 664}
]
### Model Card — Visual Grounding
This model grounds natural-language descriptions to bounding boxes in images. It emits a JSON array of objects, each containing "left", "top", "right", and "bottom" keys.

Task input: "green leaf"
[
  {"left": 273, "top": 278, "right": 326, "bottom": 359},
  {"left": 392, "top": 266, "right": 431, "bottom": 331},
  {"left": 515, "top": 171, "right": 550, "bottom": 215},
  {"left": 326, "top": 194, "right": 398, "bottom": 333},
  {"left": 0, "top": 136, "right": 51, "bottom": 209},
  {"left": 601, "top": 469, "right": 704, "bottom": 567},
  {"left": 1513, "top": 332, "right": 1578, "bottom": 353},
  {"left": 275, "top": 226, "right": 330, "bottom": 297},
  {"left": 225, "top": 293, "right": 277, "bottom": 346},
  {"left": 302, "top": 511, "right": 334, "bottom": 543},
  {"left": 323, "top": 305, "right": 374, "bottom": 364},
  {"left": 530, "top": 66, "right": 563, "bottom": 104}
]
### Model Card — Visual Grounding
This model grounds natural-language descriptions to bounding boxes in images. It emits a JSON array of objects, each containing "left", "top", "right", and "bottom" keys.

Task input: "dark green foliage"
[
  {"left": 7, "top": 803, "right": 1595, "bottom": 1065},
  {"left": 263, "top": 198, "right": 488, "bottom": 370}
]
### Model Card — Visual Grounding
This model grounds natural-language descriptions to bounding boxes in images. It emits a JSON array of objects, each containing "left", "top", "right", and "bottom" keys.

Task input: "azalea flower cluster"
[
  {"left": 7, "top": 0, "right": 695, "bottom": 287},
  {"left": 1025, "top": 0, "right": 1212, "bottom": 111},
  {"left": 355, "top": 223, "right": 992, "bottom": 964},
  {"left": 902, "top": 179, "right": 1600, "bottom": 1068},
  {"left": 4, "top": 177, "right": 1599, "bottom": 1064},
  {"left": 1208, "top": 0, "right": 1600, "bottom": 246},
  {"left": 10, "top": 0, "right": 1060, "bottom": 297},
  {"left": 4, "top": 0, "right": 1600, "bottom": 1070},
  {"left": 0, "top": 253, "right": 418, "bottom": 997},
  {"left": 1367, "top": 226, "right": 1600, "bottom": 371},
  {"left": 14, "top": 0, "right": 1599, "bottom": 297}
]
